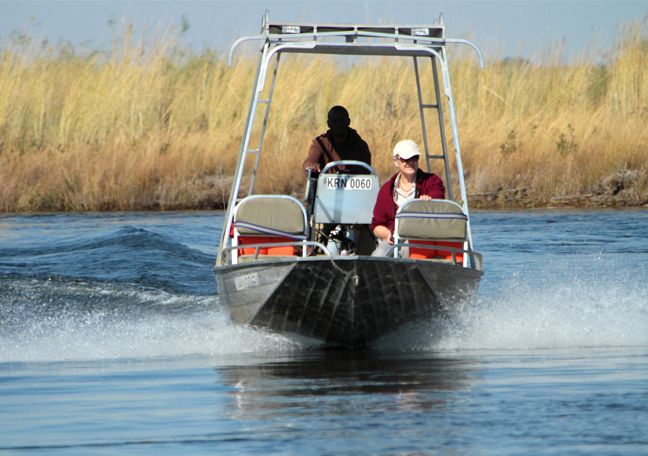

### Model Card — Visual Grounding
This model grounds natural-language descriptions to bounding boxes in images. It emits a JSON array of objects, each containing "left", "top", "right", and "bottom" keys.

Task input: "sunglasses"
[{"left": 395, "top": 155, "right": 420, "bottom": 163}]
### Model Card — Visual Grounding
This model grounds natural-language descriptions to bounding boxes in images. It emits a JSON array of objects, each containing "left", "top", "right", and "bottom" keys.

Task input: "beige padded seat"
[
  {"left": 232, "top": 195, "right": 308, "bottom": 264},
  {"left": 395, "top": 200, "right": 467, "bottom": 240},
  {"left": 394, "top": 200, "right": 468, "bottom": 262},
  {"left": 234, "top": 196, "right": 307, "bottom": 238}
]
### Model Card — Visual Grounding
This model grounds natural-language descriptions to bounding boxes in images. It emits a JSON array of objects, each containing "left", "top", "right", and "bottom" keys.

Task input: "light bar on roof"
[
  {"left": 412, "top": 28, "right": 430, "bottom": 36},
  {"left": 282, "top": 25, "right": 301, "bottom": 34}
]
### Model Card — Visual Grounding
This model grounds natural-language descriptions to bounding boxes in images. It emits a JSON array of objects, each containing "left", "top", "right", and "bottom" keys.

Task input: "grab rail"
[
  {"left": 384, "top": 242, "right": 483, "bottom": 271},
  {"left": 222, "top": 241, "right": 331, "bottom": 264},
  {"left": 320, "top": 160, "right": 377, "bottom": 176}
]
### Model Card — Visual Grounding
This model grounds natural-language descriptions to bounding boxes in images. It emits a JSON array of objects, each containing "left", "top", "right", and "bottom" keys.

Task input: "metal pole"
[
  {"left": 439, "top": 46, "right": 474, "bottom": 259},
  {"left": 431, "top": 57, "right": 454, "bottom": 201},
  {"left": 413, "top": 57, "right": 431, "bottom": 173},
  {"left": 248, "top": 52, "right": 281, "bottom": 196},
  {"left": 216, "top": 42, "right": 270, "bottom": 266}
]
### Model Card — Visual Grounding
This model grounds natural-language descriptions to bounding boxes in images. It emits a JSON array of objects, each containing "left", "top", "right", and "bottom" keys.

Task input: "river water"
[{"left": 1, "top": 209, "right": 647, "bottom": 454}]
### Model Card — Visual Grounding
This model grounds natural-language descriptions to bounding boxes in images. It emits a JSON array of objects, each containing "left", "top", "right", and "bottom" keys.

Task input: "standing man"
[{"left": 302, "top": 106, "right": 371, "bottom": 175}]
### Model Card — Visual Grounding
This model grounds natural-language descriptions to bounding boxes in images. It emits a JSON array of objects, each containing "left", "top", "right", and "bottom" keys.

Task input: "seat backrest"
[
  {"left": 232, "top": 196, "right": 307, "bottom": 263},
  {"left": 395, "top": 199, "right": 467, "bottom": 240},
  {"left": 234, "top": 195, "right": 307, "bottom": 238},
  {"left": 394, "top": 200, "right": 468, "bottom": 262}
]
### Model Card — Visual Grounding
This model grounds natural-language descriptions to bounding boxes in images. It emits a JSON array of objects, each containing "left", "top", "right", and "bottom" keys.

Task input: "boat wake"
[
  {"left": 377, "top": 267, "right": 648, "bottom": 351},
  {"left": 2, "top": 259, "right": 646, "bottom": 362},
  {"left": 0, "top": 277, "right": 313, "bottom": 363}
]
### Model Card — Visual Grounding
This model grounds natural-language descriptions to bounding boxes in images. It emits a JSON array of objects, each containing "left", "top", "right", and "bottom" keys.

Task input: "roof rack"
[{"left": 229, "top": 11, "right": 483, "bottom": 66}]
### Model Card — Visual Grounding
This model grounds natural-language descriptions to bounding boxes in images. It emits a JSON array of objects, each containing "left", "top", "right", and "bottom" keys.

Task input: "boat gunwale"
[{"left": 213, "top": 254, "right": 484, "bottom": 276}]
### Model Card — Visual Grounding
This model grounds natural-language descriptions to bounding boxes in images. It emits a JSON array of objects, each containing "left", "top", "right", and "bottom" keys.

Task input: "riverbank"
[{"left": 1, "top": 17, "right": 646, "bottom": 213}]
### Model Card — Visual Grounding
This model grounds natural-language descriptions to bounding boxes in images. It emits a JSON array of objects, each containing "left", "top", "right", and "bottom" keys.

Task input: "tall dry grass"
[{"left": 0, "top": 17, "right": 647, "bottom": 212}]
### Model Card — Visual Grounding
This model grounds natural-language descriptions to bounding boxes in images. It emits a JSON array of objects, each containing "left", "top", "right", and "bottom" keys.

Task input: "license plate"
[{"left": 324, "top": 176, "right": 373, "bottom": 190}]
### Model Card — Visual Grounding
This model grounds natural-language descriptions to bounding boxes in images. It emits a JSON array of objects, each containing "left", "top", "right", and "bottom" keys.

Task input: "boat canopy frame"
[{"left": 216, "top": 11, "right": 484, "bottom": 267}]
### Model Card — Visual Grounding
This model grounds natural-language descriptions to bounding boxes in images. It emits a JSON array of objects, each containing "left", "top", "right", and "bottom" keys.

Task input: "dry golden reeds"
[{"left": 0, "top": 16, "right": 646, "bottom": 212}]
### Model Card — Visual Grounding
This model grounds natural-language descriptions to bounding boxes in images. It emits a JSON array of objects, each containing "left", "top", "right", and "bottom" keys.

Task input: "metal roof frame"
[{"left": 216, "top": 11, "right": 483, "bottom": 267}]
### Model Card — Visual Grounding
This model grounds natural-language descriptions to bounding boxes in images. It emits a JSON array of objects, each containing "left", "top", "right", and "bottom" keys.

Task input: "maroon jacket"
[
  {"left": 370, "top": 170, "right": 445, "bottom": 233},
  {"left": 302, "top": 128, "right": 371, "bottom": 175}
]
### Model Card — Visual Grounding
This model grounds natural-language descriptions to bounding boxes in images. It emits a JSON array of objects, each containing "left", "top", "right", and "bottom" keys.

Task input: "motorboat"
[{"left": 213, "top": 12, "right": 484, "bottom": 348}]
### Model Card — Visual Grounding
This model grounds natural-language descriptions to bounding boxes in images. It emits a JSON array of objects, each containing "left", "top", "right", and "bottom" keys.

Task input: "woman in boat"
[{"left": 370, "top": 140, "right": 445, "bottom": 256}]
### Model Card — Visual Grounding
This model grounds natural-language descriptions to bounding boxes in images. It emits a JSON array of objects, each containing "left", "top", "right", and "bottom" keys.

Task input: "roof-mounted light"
[
  {"left": 412, "top": 28, "right": 430, "bottom": 36},
  {"left": 282, "top": 25, "right": 301, "bottom": 34}
]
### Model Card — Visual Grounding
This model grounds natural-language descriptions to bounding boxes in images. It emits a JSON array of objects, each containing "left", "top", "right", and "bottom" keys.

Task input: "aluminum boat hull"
[{"left": 214, "top": 256, "right": 482, "bottom": 348}]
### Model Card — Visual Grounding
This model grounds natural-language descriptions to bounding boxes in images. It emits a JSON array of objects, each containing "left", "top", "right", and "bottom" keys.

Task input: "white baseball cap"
[{"left": 393, "top": 140, "right": 421, "bottom": 159}]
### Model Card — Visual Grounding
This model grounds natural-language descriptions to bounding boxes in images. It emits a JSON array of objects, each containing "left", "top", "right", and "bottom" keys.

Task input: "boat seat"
[
  {"left": 232, "top": 195, "right": 308, "bottom": 264},
  {"left": 394, "top": 199, "right": 468, "bottom": 262}
]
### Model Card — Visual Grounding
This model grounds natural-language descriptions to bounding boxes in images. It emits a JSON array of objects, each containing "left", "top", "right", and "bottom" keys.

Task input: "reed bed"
[{"left": 1, "top": 17, "right": 647, "bottom": 212}]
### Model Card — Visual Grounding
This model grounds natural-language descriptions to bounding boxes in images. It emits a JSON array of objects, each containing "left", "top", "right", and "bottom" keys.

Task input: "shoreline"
[
  {"left": 1, "top": 189, "right": 646, "bottom": 214},
  {"left": 2, "top": 168, "right": 646, "bottom": 214},
  {"left": 469, "top": 191, "right": 648, "bottom": 210}
]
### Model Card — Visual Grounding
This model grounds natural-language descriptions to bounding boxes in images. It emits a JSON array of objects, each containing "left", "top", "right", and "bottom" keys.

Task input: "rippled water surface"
[{"left": 1, "top": 209, "right": 647, "bottom": 454}]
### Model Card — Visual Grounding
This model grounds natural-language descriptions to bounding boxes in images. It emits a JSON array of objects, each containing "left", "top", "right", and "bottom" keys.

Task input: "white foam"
[
  {"left": 0, "top": 307, "right": 319, "bottom": 362},
  {"left": 0, "top": 280, "right": 319, "bottom": 362},
  {"left": 378, "top": 271, "right": 648, "bottom": 351},
  {"left": 3, "top": 267, "right": 646, "bottom": 361}
]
